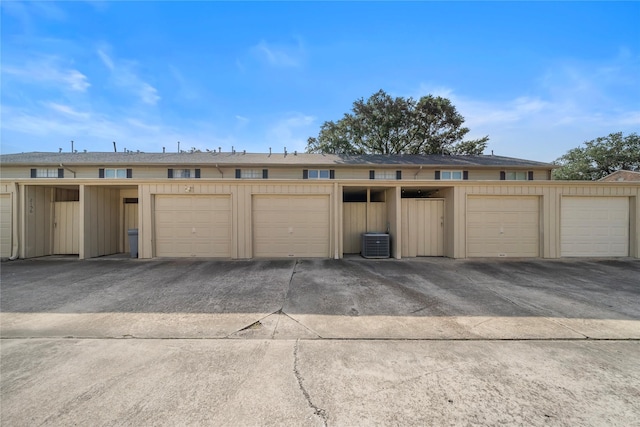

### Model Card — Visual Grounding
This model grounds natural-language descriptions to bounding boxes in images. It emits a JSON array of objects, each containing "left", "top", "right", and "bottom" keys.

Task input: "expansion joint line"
[
  {"left": 293, "top": 339, "right": 328, "bottom": 426},
  {"left": 280, "top": 259, "right": 298, "bottom": 312},
  {"left": 272, "top": 260, "right": 299, "bottom": 338}
]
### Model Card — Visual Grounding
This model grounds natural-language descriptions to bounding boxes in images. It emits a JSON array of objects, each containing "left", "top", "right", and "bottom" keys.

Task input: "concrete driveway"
[
  {"left": 1, "top": 257, "right": 639, "bottom": 340},
  {"left": 2, "top": 257, "right": 639, "bottom": 426}
]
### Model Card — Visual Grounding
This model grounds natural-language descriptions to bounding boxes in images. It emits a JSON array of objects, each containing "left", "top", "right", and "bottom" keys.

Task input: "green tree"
[
  {"left": 306, "top": 90, "right": 488, "bottom": 155},
  {"left": 552, "top": 132, "right": 640, "bottom": 180}
]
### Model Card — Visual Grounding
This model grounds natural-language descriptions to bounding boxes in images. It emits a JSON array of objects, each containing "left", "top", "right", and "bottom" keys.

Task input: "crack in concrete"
[
  {"left": 293, "top": 339, "right": 328, "bottom": 426},
  {"left": 279, "top": 311, "right": 323, "bottom": 338},
  {"left": 283, "top": 259, "right": 298, "bottom": 309}
]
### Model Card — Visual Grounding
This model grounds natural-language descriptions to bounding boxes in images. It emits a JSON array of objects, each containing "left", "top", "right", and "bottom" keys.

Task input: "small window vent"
[{"left": 361, "top": 233, "right": 390, "bottom": 259}]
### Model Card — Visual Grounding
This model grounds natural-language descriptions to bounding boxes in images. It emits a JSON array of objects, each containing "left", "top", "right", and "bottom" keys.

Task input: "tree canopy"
[
  {"left": 552, "top": 132, "right": 640, "bottom": 180},
  {"left": 306, "top": 90, "right": 489, "bottom": 155}
]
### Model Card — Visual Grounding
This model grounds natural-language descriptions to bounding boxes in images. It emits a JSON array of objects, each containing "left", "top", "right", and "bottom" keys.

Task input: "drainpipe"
[
  {"left": 9, "top": 183, "right": 19, "bottom": 260},
  {"left": 215, "top": 164, "right": 224, "bottom": 178},
  {"left": 414, "top": 165, "right": 423, "bottom": 179},
  {"left": 59, "top": 163, "right": 77, "bottom": 178}
]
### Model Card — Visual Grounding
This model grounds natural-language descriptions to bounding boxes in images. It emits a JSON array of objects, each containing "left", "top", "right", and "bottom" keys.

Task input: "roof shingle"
[{"left": 0, "top": 151, "right": 553, "bottom": 168}]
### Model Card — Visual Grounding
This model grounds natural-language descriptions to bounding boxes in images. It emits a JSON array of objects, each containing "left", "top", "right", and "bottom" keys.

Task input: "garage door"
[
  {"left": 561, "top": 197, "right": 629, "bottom": 257},
  {"left": 467, "top": 196, "right": 539, "bottom": 257},
  {"left": 0, "top": 194, "right": 11, "bottom": 258},
  {"left": 253, "top": 195, "right": 330, "bottom": 257},
  {"left": 155, "top": 195, "right": 231, "bottom": 257}
]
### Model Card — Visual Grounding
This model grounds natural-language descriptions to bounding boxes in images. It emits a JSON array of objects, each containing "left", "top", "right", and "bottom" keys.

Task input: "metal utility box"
[
  {"left": 361, "top": 233, "right": 390, "bottom": 258},
  {"left": 127, "top": 228, "right": 139, "bottom": 258}
]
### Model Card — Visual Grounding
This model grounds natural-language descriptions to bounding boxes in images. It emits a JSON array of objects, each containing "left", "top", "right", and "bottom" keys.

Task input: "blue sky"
[{"left": 1, "top": 1, "right": 638, "bottom": 162}]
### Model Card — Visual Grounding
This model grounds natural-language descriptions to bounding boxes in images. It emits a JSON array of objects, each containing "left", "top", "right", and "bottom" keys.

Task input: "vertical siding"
[
  {"left": 138, "top": 182, "right": 335, "bottom": 259},
  {"left": 238, "top": 184, "right": 252, "bottom": 258},
  {"left": 400, "top": 199, "right": 415, "bottom": 257},
  {"left": 53, "top": 202, "right": 79, "bottom": 254},
  {"left": 386, "top": 187, "right": 401, "bottom": 259},
  {"left": 83, "top": 186, "right": 120, "bottom": 258},
  {"left": 439, "top": 188, "right": 455, "bottom": 258},
  {"left": 343, "top": 203, "right": 366, "bottom": 253},
  {"left": 455, "top": 183, "right": 640, "bottom": 259},
  {"left": 23, "top": 186, "right": 52, "bottom": 258},
  {"left": 631, "top": 196, "right": 639, "bottom": 258},
  {"left": 367, "top": 203, "right": 388, "bottom": 233},
  {"left": 0, "top": 193, "right": 12, "bottom": 257}
]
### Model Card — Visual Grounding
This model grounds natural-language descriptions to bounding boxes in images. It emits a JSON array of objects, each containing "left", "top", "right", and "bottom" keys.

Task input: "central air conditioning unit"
[{"left": 361, "top": 233, "right": 390, "bottom": 259}]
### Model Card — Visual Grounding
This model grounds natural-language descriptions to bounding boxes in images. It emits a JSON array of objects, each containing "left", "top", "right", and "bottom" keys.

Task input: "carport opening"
[
  {"left": 343, "top": 189, "right": 367, "bottom": 203},
  {"left": 342, "top": 188, "right": 390, "bottom": 255},
  {"left": 401, "top": 188, "right": 439, "bottom": 198}
]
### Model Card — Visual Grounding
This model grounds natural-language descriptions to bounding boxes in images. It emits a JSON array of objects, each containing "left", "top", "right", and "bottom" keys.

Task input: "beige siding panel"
[
  {"left": 467, "top": 196, "right": 540, "bottom": 257},
  {"left": 402, "top": 199, "right": 444, "bottom": 257},
  {"left": 154, "top": 195, "right": 231, "bottom": 257},
  {"left": 83, "top": 187, "right": 121, "bottom": 258},
  {"left": 268, "top": 169, "right": 304, "bottom": 180},
  {"left": 368, "top": 203, "right": 388, "bottom": 233},
  {"left": 333, "top": 169, "right": 372, "bottom": 180},
  {"left": 440, "top": 188, "right": 456, "bottom": 257},
  {"left": 253, "top": 195, "right": 330, "bottom": 258},
  {"left": 53, "top": 202, "right": 79, "bottom": 254},
  {"left": 343, "top": 203, "right": 366, "bottom": 254},
  {"left": 24, "top": 186, "right": 52, "bottom": 258},
  {"left": 468, "top": 170, "right": 500, "bottom": 181},
  {"left": 561, "top": 197, "right": 629, "bottom": 257},
  {"left": 0, "top": 167, "right": 30, "bottom": 179},
  {"left": 386, "top": 187, "right": 401, "bottom": 258},
  {"left": 0, "top": 194, "right": 12, "bottom": 257}
]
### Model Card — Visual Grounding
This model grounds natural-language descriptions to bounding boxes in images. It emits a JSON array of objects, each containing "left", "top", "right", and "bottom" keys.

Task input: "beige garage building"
[
  {"left": 1, "top": 151, "right": 638, "bottom": 260},
  {"left": 466, "top": 196, "right": 540, "bottom": 258}
]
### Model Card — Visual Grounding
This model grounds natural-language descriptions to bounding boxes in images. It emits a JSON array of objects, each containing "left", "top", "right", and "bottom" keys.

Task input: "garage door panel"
[
  {"left": 561, "top": 197, "right": 628, "bottom": 257},
  {"left": 467, "top": 196, "right": 539, "bottom": 258},
  {"left": 155, "top": 195, "right": 231, "bottom": 257},
  {"left": 253, "top": 195, "right": 329, "bottom": 258}
]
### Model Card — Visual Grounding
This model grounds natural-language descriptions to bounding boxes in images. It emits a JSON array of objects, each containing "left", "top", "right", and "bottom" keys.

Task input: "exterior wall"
[
  {"left": 386, "top": 187, "right": 401, "bottom": 259},
  {"left": 81, "top": 186, "right": 120, "bottom": 259},
  {"left": 0, "top": 164, "right": 554, "bottom": 182},
  {"left": 138, "top": 181, "right": 335, "bottom": 259},
  {"left": 2, "top": 177, "right": 638, "bottom": 261},
  {"left": 440, "top": 187, "right": 456, "bottom": 258},
  {"left": 22, "top": 186, "right": 53, "bottom": 258},
  {"left": 343, "top": 203, "right": 366, "bottom": 254},
  {"left": 452, "top": 183, "right": 640, "bottom": 259},
  {"left": 0, "top": 183, "right": 17, "bottom": 259}
]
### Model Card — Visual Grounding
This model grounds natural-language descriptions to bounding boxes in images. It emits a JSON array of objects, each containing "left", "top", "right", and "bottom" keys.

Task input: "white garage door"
[
  {"left": 561, "top": 197, "right": 629, "bottom": 257},
  {"left": 467, "top": 196, "right": 539, "bottom": 257},
  {"left": 253, "top": 195, "right": 330, "bottom": 258},
  {"left": 0, "top": 194, "right": 11, "bottom": 258},
  {"left": 155, "top": 195, "right": 231, "bottom": 257}
]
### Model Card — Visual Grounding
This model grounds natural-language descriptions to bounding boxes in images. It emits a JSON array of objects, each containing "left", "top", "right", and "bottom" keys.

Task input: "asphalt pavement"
[{"left": 1, "top": 257, "right": 639, "bottom": 426}]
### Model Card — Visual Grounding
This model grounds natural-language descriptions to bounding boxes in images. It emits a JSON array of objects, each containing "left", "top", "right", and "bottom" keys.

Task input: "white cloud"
[
  {"left": 2, "top": 58, "right": 90, "bottom": 92},
  {"left": 235, "top": 115, "right": 250, "bottom": 126},
  {"left": 251, "top": 39, "right": 304, "bottom": 68},
  {"left": 43, "top": 102, "right": 91, "bottom": 120},
  {"left": 617, "top": 111, "right": 640, "bottom": 126},
  {"left": 139, "top": 83, "right": 160, "bottom": 106},
  {"left": 97, "top": 49, "right": 114, "bottom": 70},
  {"left": 266, "top": 113, "right": 316, "bottom": 152},
  {"left": 96, "top": 47, "right": 160, "bottom": 106},
  {"left": 0, "top": 102, "right": 229, "bottom": 154},
  {"left": 168, "top": 65, "right": 199, "bottom": 101},
  {"left": 412, "top": 52, "right": 640, "bottom": 162}
]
